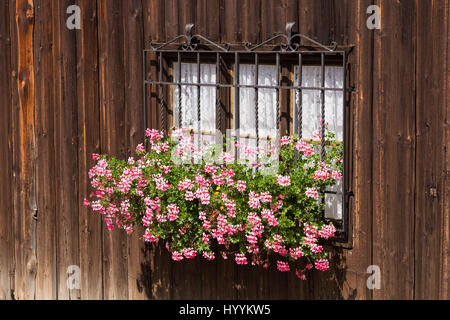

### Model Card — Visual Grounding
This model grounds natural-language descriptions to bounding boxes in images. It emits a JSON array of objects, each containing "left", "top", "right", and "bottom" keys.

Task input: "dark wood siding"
[{"left": 0, "top": 0, "right": 448, "bottom": 300}]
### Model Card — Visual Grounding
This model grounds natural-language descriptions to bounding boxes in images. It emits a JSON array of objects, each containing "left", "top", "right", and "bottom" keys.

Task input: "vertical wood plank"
[
  {"left": 34, "top": 0, "right": 57, "bottom": 300},
  {"left": 298, "top": 0, "right": 332, "bottom": 44},
  {"left": 339, "top": 0, "right": 374, "bottom": 300},
  {"left": 223, "top": 0, "right": 261, "bottom": 44},
  {"left": 372, "top": 0, "right": 416, "bottom": 300},
  {"left": 12, "top": 0, "right": 37, "bottom": 300},
  {"left": 52, "top": 0, "right": 81, "bottom": 300},
  {"left": 98, "top": 0, "right": 129, "bottom": 300},
  {"left": 414, "top": 0, "right": 447, "bottom": 300},
  {"left": 195, "top": 0, "right": 220, "bottom": 41},
  {"left": 0, "top": 0, "right": 14, "bottom": 301},
  {"left": 260, "top": 0, "right": 298, "bottom": 40},
  {"left": 122, "top": 0, "right": 152, "bottom": 300},
  {"left": 77, "top": 0, "right": 103, "bottom": 300},
  {"left": 142, "top": 0, "right": 173, "bottom": 300},
  {"left": 164, "top": 0, "right": 179, "bottom": 39},
  {"left": 442, "top": 0, "right": 450, "bottom": 300}
]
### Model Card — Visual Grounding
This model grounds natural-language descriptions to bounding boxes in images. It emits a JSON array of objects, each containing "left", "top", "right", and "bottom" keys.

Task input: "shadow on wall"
[{"left": 136, "top": 243, "right": 354, "bottom": 300}]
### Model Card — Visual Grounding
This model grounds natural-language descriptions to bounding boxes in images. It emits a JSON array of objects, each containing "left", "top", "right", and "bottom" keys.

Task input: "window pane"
[
  {"left": 325, "top": 179, "right": 343, "bottom": 220},
  {"left": 294, "top": 65, "right": 344, "bottom": 220},
  {"left": 293, "top": 66, "right": 344, "bottom": 141},
  {"left": 238, "top": 64, "right": 277, "bottom": 137},
  {"left": 235, "top": 64, "right": 278, "bottom": 164},
  {"left": 173, "top": 63, "right": 216, "bottom": 132}
]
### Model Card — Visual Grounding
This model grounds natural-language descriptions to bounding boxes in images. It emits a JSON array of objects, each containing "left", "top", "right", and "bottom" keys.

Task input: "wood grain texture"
[
  {"left": 0, "top": 0, "right": 14, "bottom": 301},
  {"left": 339, "top": 0, "right": 374, "bottom": 300},
  {"left": 11, "top": 0, "right": 37, "bottom": 300},
  {"left": 439, "top": 0, "right": 449, "bottom": 300},
  {"left": 98, "top": 0, "right": 129, "bottom": 300},
  {"left": 122, "top": 0, "right": 152, "bottom": 300},
  {"left": 372, "top": 0, "right": 416, "bottom": 300},
  {"left": 76, "top": 0, "right": 103, "bottom": 300},
  {"left": 34, "top": 0, "right": 56, "bottom": 300},
  {"left": 414, "top": 0, "right": 448, "bottom": 300},
  {"left": 52, "top": 0, "right": 81, "bottom": 300}
]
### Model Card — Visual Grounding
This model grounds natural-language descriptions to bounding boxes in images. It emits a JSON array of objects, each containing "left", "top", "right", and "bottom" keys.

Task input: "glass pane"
[
  {"left": 294, "top": 65, "right": 344, "bottom": 220},
  {"left": 293, "top": 66, "right": 344, "bottom": 141},
  {"left": 324, "top": 179, "right": 343, "bottom": 220},
  {"left": 238, "top": 64, "right": 277, "bottom": 138},
  {"left": 173, "top": 63, "right": 216, "bottom": 132}
]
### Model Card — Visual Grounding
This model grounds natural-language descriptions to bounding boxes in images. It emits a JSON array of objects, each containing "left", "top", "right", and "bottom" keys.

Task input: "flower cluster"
[{"left": 84, "top": 125, "right": 343, "bottom": 279}]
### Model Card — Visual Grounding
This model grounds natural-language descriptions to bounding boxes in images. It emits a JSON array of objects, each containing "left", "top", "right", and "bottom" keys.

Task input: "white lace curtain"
[
  {"left": 294, "top": 66, "right": 344, "bottom": 141},
  {"left": 173, "top": 63, "right": 344, "bottom": 141},
  {"left": 173, "top": 63, "right": 216, "bottom": 132}
]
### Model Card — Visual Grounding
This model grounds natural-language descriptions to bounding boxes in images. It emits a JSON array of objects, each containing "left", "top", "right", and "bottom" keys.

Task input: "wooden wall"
[{"left": 0, "top": 0, "right": 448, "bottom": 300}]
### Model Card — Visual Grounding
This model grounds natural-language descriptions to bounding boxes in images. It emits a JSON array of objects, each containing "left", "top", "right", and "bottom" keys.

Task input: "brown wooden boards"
[
  {"left": 11, "top": 0, "right": 37, "bottom": 300},
  {"left": 98, "top": 0, "right": 129, "bottom": 300},
  {"left": 372, "top": 0, "right": 416, "bottom": 300},
  {"left": 0, "top": 0, "right": 14, "bottom": 301},
  {"left": 414, "top": 0, "right": 450, "bottom": 300},
  {"left": 77, "top": 0, "right": 103, "bottom": 300},
  {"left": 34, "top": 0, "right": 57, "bottom": 300},
  {"left": 122, "top": 0, "right": 151, "bottom": 300}
]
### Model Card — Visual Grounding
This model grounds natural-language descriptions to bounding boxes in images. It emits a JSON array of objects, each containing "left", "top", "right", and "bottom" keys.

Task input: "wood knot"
[
  {"left": 429, "top": 188, "right": 437, "bottom": 198},
  {"left": 26, "top": 8, "right": 34, "bottom": 20}
]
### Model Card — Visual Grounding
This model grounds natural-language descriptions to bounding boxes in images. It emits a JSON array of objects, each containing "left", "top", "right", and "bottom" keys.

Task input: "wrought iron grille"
[{"left": 143, "top": 22, "right": 353, "bottom": 243}]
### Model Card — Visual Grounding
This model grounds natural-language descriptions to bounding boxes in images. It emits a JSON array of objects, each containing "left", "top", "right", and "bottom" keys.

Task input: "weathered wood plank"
[
  {"left": 11, "top": 0, "right": 37, "bottom": 300},
  {"left": 52, "top": 0, "right": 81, "bottom": 300},
  {"left": 261, "top": 0, "right": 298, "bottom": 40},
  {"left": 98, "top": 0, "right": 129, "bottom": 300},
  {"left": 164, "top": 0, "right": 179, "bottom": 40},
  {"left": 122, "top": 0, "right": 152, "bottom": 300},
  {"left": 223, "top": 0, "right": 261, "bottom": 44},
  {"left": 372, "top": 0, "right": 416, "bottom": 300},
  {"left": 298, "top": 0, "right": 332, "bottom": 44},
  {"left": 0, "top": 0, "right": 14, "bottom": 301},
  {"left": 414, "top": 0, "right": 449, "bottom": 300},
  {"left": 195, "top": 0, "right": 220, "bottom": 41},
  {"left": 439, "top": 0, "right": 449, "bottom": 300},
  {"left": 76, "top": 0, "right": 103, "bottom": 300},
  {"left": 34, "top": 0, "right": 57, "bottom": 300},
  {"left": 338, "top": 0, "right": 374, "bottom": 300}
]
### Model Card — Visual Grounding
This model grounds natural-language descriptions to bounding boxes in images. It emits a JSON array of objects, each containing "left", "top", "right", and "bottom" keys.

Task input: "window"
[
  {"left": 293, "top": 65, "right": 345, "bottom": 221},
  {"left": 143, "top": 23, "right": 352, "bottom": 243}
]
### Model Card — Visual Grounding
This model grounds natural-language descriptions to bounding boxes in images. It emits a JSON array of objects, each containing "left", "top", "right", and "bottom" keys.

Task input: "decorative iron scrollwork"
[{"left": 149, "top": 22, "right": 338, "bottom": 52}]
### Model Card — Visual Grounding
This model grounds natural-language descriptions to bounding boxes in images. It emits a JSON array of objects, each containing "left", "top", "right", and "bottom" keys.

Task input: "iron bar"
[
  {"left": 341, "top": 52, "right": 348, "bottom": 240},
  {"left": 320, "top": 53, "right": 325, "bottom": 161},
  {"left": 143, "top": 51, "right": 147, "bottom": 138},
  {"left": 297, "top": 53, "right": 303, "bottom": 139},
  {"left": 276, "top": 53, "right": 280, "bottom": 138},
  {"left": 216, "top": 52, "right": 221, "bottom": 132},
  {"left": 144, "top": 49, "right": 346, "bottom": 55},
  {"left": 145, "top": 80, "right": 346, "bottom": 91},
  {"left": 177, "top": 52, "right": 182, "bottom": 128},
  {"left": 255, "top": 53, "right": 259, "bottom": 154},
  {"left": 159, "top": 52, "right": 165, "bottom": 132},
  {"left": 197, "top": 52, "right": 201, "bottom": 152},
  {"left": 234, "top": 52, "right": 240, "bottom": 158}
]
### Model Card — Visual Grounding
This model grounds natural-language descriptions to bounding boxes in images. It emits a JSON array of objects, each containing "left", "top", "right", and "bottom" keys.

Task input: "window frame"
[{"left": 143, "top": 23, "right": 354, "bottom": 247}]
